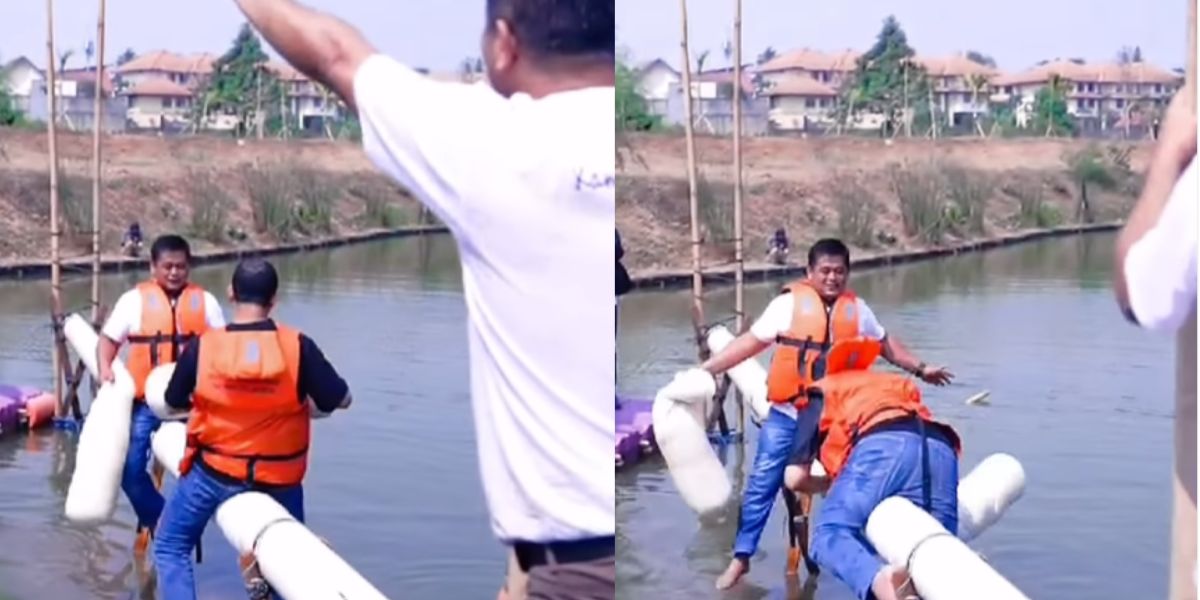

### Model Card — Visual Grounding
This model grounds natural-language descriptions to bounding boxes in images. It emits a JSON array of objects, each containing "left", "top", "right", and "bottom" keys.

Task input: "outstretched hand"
[{"left": 919, "top": 365, "right": 953, "bottom": 386}]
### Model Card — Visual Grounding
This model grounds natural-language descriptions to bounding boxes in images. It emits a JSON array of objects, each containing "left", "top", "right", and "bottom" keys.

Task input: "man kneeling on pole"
[
  {"left": 790, "top": 339, "right": 962, "bottom": 600},
  {"left": 154, "top": 258, "right": 352, "bottom": 600}
]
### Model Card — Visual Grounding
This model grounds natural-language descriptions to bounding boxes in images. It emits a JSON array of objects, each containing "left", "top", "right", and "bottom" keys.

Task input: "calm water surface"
[
  {"left": 616, "top": 233, "right": 1176, "bottom": 600},
  {"left": 0, "top": 235, "right": 506, "bottom": 599}
]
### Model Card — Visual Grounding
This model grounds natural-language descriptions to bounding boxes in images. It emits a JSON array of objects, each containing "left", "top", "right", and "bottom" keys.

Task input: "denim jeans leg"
[
  {"left": 122, "top": 402, "right": 165, "bottom": 530},
  {"left": 154, "top": 467, "right": 243, "bottom": 600},
  {"left": 894, "top": 435, "right": 960, "bottom": 535},
  {"left": 811, "top": 434, "right": 911, "bottom": 600},
  {"left": 732, "top": 408, "right": 797, "bottom": 558}
]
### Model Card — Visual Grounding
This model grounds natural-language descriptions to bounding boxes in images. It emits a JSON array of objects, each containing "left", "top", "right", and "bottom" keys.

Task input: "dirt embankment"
[
  {"left": 0, "top": 128, "right": 428, "bottom": 268},
  {"left": 617, "top": 133, "right": 1152, "bottom": 278}
]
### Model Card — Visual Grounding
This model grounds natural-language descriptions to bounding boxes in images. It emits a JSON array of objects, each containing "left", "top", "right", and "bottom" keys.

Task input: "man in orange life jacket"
[
  {"left": 701, "top": 238, "right": 952, "bottom": 590},
  {"left": 791, "top": 342, "right": 962, "bottom": 600},
  {"left": 152, "top": 257, "right": 351, "bottom": 599},
  {"left": 98, "top": 234, "right": 226, "bottom": 555}
]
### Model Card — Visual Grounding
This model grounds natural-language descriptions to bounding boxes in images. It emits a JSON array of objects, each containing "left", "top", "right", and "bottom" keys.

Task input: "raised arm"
[{"left": 232, "top": 0, "right": 375, "bottom": 111}]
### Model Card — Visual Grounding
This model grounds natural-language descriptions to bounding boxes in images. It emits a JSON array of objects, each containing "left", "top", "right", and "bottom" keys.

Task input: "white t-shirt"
[
  {"left": 101, "top": 287, "right": 226, "bottom": 344},
  {"left": 750, "top": 292, "right": 886, "bottom": 419},
  {"left": 354, "top": 55, "right": 614, "bottom": 543},
  {"left": 1124, "top": 156, "right": 1197, "bottom": 333}
]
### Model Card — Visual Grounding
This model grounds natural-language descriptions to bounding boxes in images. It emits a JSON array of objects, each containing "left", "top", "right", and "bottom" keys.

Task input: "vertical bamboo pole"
[
  {"left": 731, "top": 0, "right": 745, "bottom": 437},
  {"left": 679, "top": 0, "right": 705, "bottom": 355},
  {"left": 91, "top": 0, "right": 106, "bottom": 326},
  {"left": 46, "top": 0, "right": 66, "bottom": 418}
]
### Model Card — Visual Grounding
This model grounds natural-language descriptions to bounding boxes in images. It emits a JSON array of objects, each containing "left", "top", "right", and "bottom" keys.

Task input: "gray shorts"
[{"left": 515, "top": 537, "right": 615, "bottom": 600}]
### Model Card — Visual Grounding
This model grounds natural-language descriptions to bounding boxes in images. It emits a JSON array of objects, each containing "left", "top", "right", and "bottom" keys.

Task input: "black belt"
[{"left": 513, "top": 536, "right": 615, "bottom": 571}]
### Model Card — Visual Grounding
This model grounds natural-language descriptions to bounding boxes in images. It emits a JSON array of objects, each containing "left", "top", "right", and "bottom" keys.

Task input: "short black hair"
[
  {"left": 807, "top": 238, "right": 851, "bottom": 268},
  {"left": 231, "top": 258, "right": 279, "bottom": 306},
  {"left": 486, "top": 0, "right": 614, "bottom": 58},
  {"left": 150, "top": 235, "right": 191, "bottom": 263}
]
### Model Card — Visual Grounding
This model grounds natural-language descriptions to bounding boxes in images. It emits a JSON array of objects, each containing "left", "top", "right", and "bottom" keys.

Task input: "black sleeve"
[
  {"left": 298, "top": 334, "right": 350, "bottom": 413},
  {"left": 164, "top": 342, "right": 200, "bottom": 410}
]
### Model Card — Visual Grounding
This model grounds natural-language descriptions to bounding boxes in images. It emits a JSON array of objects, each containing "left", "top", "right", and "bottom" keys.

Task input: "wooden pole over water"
[
  {"left": 46, "top": 0, "right": 66, "bottom": 418},
  {"left": 91, "top": 0, "right": 106, "bottom": 326},
  {"left": 679, "top": 0, "right": 706, "bottom": 356},
  {"left": 731, "top": 0, "right": 746, "bottom": 436}
]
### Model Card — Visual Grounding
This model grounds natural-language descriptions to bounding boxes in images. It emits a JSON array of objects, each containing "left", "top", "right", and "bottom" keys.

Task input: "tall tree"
[
  {"left": 756, "top": 46, "right": 777, "bottom": 65},
  {"left": 196, "top": 23, "right": 281, "bottom": 136},
  {"left": 842, "top": 15, "right": 930, "bottom": 136},
  {"left": 117, "top": 48, "right": 137, "bottom": 66},
  {"left": 965, "top": 50, "right": 997, "bottom": 68}
]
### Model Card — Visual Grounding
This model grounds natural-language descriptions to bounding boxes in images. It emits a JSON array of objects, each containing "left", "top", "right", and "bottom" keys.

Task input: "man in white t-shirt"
[
  {"left": 702, "top": 238, "right": 952, "bottom": 590},
  {"left": 229, "top": 1, "right": 614, "bottom": 598},
  {"left": 1113, "top": 86, "right": 1197, "bottom": 600},
  {"left": 97, "top": 235, "right": 226, "bottom": 557}
]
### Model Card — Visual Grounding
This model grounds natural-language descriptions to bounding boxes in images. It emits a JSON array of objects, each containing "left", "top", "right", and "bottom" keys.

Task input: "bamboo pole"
[
  {"left": 679, "top": 0, "right": 705, "bottom": 357},
  {"left": 731, "top": 0, "right": 745, "bottom": 437},
  {"left": 91, "top": 0, "right": 106, "bottom": 326},
  {"left": 46, "top": 0, "right": 66, "bottom": 419}
]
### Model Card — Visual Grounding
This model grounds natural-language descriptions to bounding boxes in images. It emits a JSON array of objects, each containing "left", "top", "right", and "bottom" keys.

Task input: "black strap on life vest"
[{"left": 193, "top": 444, "right": 310, "bottom": 486}]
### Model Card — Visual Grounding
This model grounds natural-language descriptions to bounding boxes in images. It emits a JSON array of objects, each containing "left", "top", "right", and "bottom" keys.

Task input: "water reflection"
[
  {"left": 0, "top": 234, "right": 509, "bottom": 600},
  {"left": 617, "top": 232, "right": 1173, "bottom": 600}
]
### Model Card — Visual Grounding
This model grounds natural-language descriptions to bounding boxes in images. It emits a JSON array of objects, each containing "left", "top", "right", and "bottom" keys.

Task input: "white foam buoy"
[
  {"left": 151, "top": 412, "right": 385, "bottom": 598},
  {"left": 866, "top": 496, "right": 1030, "bottom": 600},
  {"left": 62, "top": 314, "right": 136, "bottom": 524},
  {"left": 144, "top": 364, "right": 190, "bottom": 421},
  {"left": 217, "top": 493, "right": 390, "bottom": 600},
  {"left": 652, "top": 368, "right": 731, "bottom": 518},
  {"left": 704, "top": 325, "right": 771, "bottom": 425},
  {"left": 965, "top": 391, "right": 991, "bottom": 406},
  {"left": 956, "top": 453, "right": 1025, "bottom": 543}
]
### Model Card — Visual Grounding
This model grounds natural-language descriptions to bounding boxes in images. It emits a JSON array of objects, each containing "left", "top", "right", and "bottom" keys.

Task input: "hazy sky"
[
  {"left": 618, "top": 0, "right": 1189, "bottom": 72},
  {"left": 2, "top": 0, "right": 486, "bottom": 71}
]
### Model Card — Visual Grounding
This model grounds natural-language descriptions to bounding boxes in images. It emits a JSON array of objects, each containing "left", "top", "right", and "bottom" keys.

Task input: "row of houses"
[
  {"left": 2, "top": 51, "right": 482, "bottom": 135},
  {"left": 634, "top": 48, "right": 1182, "bottom": 136}
]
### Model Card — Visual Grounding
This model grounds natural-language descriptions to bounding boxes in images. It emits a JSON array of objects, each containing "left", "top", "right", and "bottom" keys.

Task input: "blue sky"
[
  {"left": 617, "top": 0, "right": 1189, "bottom": 72},
  {"left": 2, "top": 0, "right": 487, "bottom": 71}
]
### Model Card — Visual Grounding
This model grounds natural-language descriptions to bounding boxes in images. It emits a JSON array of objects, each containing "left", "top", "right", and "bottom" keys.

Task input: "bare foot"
[
  {"left": 715, "top": 557, "right": 750, "bottom": 590},
  {"left": 870, "top": 565, "right": 913, "bottom": 600}
]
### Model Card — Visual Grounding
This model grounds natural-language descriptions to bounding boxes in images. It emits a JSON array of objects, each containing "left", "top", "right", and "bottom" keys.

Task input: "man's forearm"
[
  {"left": 233, "top": 0, "right": 372, "bottom": 109},
  {"left": 701, "top": 333, "right": 770, "bottom": 375},
  {"left": 97, "top": 335, "right": 118, "bottom": 370},
  {"left": 881, "top": 336, "right": 921, "bottom": 374}
]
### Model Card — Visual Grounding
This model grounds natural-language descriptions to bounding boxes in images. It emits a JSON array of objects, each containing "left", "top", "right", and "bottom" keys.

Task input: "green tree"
[
  {"left": 194, "top": 23, "right": 283, "bottom": 136},
  {"left": 615, "top": 59, "right": 659, "bottom": 132},
  {"left": 117, "top": 48, "right": 137, "bottom": 66},
  {"left": 756, "top": 47, "right": 777, "bottom": 65},
  {"left": 0, "top": 63, "right": 25, "bottom": 127},
  {"left": 1031, "top": 74, "right": 1075, "bottom": 137},
  {"left": 842, "top": 16, "right": 930, "bottom": 136},
  {"left": 965, "top": 51, "right": 997, "bottom": 68}
]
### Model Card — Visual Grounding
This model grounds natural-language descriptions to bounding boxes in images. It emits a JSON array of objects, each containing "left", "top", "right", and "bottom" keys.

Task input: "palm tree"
[{"left": 964, "top": 73, "right": 989, "bottom": 137}]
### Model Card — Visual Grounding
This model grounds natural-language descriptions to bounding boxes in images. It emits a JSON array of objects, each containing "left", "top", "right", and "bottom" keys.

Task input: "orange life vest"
[
  {"left": 811, "top": 370, "right": 961, "bottom": 481},
  {"left": 127, "top": 281, "right": 209, "bottom": 400},
  {"left": 179, "top": 325, "right": 310, "bottom": 487},
  {"left": 765, "top": 281, "right": 864, "bottom": 408}
]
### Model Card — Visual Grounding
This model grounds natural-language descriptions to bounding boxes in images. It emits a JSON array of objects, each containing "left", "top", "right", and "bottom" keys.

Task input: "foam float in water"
[
  {"left": 867, "top": 494, "right": 1029, "bottom": 600},
  {"left": 704, "top": 325, "right": 771, "bottom": 425},
  {"left": 61, "top": 313, "right": 136, "bottom": 524},
  {"left": 151, "top": 410, "right": 385, "bottom": 599},
  {"left": 651, "top": 368, "right": 731, "bottom": 518}
]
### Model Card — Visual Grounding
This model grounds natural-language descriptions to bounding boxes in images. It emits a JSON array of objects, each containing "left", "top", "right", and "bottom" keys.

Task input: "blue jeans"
[
  {"left": 123, "top": 401, "right": 164, "bottom": 531},
  {"left": 154, "top": 463, "right": 305, "bottom": 600},
  {"left": 811, "top": 430, "right": 958, "bottom": 600},
  {"left": 732, "top": 405, "right": 820, "bottom": 558}
]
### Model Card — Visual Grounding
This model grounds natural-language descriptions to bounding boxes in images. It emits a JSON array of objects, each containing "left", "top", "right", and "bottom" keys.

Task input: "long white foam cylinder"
[
  {"left": 62, "top": 313, "right": 135, "bottom": 524},
  {"left": 652, "top": 368, "right": 731, "bottom": 517},
  {"left": 217, "top": 493, "right": 390, "bottom": 600},
  {"left": 866, "top": 496, "right": 1030, "bottom": 600},
  {"left": 956, "top": 453, "right": 1025, "bottom": 543},
  {"left": 151, "top": 425, "right": 387, "bottom": 599},
  {"left": 145, "top": 363, "right": 332, "bottom": 421},
  {"left": 704, "top": 325, "right": 771, "bottom": 424}
]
